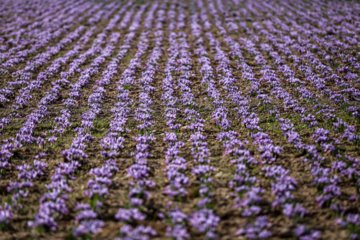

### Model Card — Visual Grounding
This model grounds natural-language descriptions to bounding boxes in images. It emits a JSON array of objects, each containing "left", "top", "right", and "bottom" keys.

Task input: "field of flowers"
[{"left": 0, "top": 0, "right": 360, "bottom": 239}]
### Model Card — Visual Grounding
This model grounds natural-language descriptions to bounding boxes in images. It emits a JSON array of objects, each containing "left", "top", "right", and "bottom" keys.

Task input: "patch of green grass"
[
  {"left": 93, "top": 119, "right": 110, "bottom": 129},
  {"left": 121, "top": 54, "right": 132, "bottom": 63}
]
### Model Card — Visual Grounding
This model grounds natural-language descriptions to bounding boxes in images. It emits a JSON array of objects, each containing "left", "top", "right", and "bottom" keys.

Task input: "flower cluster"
[
  {"left": 115, "top": 8, "right": 164, "bottom": 239},
  {"left": 28, "top": 10, "right": 130, "bottom": 231},
  {"left": 72, "top": 14, "right": 138, "bottom": 237}
]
